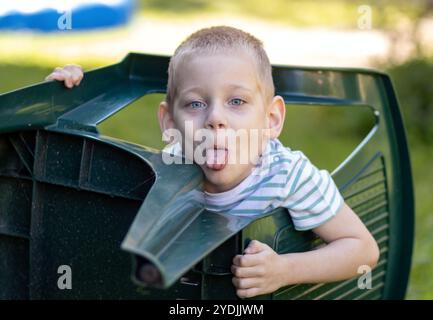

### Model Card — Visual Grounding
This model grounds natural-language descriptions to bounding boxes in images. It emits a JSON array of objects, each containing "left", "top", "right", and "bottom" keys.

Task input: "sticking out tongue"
[{"left": 206, "top": 149, "right": 228, "bottom": 170}]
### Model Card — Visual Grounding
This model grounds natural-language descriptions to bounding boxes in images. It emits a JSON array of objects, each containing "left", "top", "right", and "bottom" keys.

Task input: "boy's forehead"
[
  {"left": 174, "top": 51, "right": 261, "bottom": 90},
  {"left": 177, "top": 49, "right": 257, "bottom": 69}
]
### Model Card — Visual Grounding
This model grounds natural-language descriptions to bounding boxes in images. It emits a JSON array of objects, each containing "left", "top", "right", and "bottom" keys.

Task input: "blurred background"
[{"left": 0, "top": 0, "right": 431, "bottom": 299}]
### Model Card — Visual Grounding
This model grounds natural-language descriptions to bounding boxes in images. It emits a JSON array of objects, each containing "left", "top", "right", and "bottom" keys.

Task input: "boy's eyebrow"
[
  {"left": 178, "top": 86, "right": 205, "bottom": 96},
  {"left": 225, "top": 84, "right": 254, "bottom": 92},
  {"left": 178, "top": 84, "right": 255, "bottom": 96}
]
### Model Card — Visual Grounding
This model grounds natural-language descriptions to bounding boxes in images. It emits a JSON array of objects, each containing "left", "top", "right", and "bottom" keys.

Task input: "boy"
[{"left": 45, "top": 26, "right": 379, "bottom": 299}]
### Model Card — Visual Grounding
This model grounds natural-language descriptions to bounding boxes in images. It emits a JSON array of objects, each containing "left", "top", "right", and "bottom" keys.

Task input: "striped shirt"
[{"left": 162, "top": 138, "right": 344, "bottom": 231}]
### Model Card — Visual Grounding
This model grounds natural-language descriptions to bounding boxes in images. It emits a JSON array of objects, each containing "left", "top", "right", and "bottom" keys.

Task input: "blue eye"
[
  {"left": 229, "top": 98, "right": 245, "bottom": 106},
  {"left": 189, "top": 101, "right": 206, "bottom": 109}
]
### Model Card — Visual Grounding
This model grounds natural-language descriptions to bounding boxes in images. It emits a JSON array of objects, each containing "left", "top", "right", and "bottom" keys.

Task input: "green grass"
[
  {"left": 0, "top": 64, "right": 53, "bottom": 93},
  {"left": 0, "top": 0, "right": 427, "bottom": 76},
  {"left": 98, "top": 93, "right": 165, "bottom": 149},
  {"left": 405, "top": 142, "right": 433, "bottom": 299},
  {"left": 0, "top": 63, "right": 431, "bottom": 299}
]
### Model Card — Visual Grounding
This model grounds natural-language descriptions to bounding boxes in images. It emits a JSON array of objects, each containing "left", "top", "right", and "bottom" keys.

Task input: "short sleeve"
[{"left": 280, "top": 151, "right": 344, "bottom": 231}]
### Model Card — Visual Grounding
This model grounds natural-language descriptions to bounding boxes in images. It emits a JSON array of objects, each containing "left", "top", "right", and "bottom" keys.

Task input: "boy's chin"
[
  {"left": 202, "top": 168, "right": 246, "bottom": 193},
  {"left": 202, "top": 170, "right": 229, "bottom": 191}
]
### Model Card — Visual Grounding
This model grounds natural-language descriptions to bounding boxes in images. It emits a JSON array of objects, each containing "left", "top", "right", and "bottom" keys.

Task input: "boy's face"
[{"left": 159, "top": 51, "right": 285, "bottom": 193}]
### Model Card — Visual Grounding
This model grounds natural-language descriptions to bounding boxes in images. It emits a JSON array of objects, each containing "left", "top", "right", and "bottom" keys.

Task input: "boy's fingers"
[
  {"left": 45, "top": 72, "right": 65, "bottom": 81},
  {"left": 232, "top": 254, "right": 262, "bottom": 267},
  {"left": 45, "top": 65, "right": 83, "bottom": 87},
  {"left": 64, "top": 78, "right": 74, "bottom": 88},
  {"left": 64, "top": 64, "right": 82, "bottom": 73},
  {"left": 231, "top": 265, "right": 265, "bottom": 278},
  {"left": 54, "top": 67, "right": 64, "bottom": 73},
  {"left": 232, "top": 276, "right": 261, "bottom": 289},
  {"left": 244, "top": 240, "right": 267, "bottom": 254},
  {"left": 47, "top": 69, "right": 73, "bottom": 87},
  {"left": 58, "top": 69, "right": 74, "bottom": 88},
  {"left": 46, "top": 67, "right": 66, "bottom": 80},
  {"left": 236, "top": 287, "right": 261, "bottom": 299},
  {"left": 75, "top": 72, "right": 84, "bottom": 86},
  {"left": 45, "top": 74, "right": 55, "bottom": 81},
  {"left": 64, "top": 65, "right": 83, "bottom": 82},
  {"left": 64, "top": 64, "right": 83, "bottom": 85}
]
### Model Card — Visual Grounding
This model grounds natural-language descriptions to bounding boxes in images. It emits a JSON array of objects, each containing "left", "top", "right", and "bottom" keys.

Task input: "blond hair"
[{"left": 165, "top": 26, "right": 275, "bottom": 107}]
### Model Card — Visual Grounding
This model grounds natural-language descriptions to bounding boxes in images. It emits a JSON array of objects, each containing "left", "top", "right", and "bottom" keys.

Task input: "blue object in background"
[{"left": 0, "top": 0, "right": 135, "bottom": 32}]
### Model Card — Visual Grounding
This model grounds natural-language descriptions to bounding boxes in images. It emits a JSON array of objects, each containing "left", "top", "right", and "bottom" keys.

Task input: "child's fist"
[
  {"left": 231, "top": 240, "right": 284, "bottom": 298},
  {"left": 45, "top": 64, "right": 83, "bottom": 89}
]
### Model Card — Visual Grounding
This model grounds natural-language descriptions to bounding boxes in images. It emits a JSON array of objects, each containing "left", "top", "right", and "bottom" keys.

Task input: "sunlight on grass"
[
  {"left": 137, "top": 0, "right": 420, "bottom": 28},
  {"left": 0, "top": 26, "right": 131, "bottom": 68},
  {"left": 0, "top": 0, "right": 424, "bottom": 70}
]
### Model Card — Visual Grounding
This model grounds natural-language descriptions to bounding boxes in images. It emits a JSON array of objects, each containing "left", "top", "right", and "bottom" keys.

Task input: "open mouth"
[{"left": 205, "top": 146, "right": 228, "bottom": 171}]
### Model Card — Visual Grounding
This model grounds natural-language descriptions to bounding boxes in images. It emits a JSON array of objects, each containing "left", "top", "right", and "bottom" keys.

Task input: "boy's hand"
[
  {"left": 45, "top": 64, "right": 83, "bottom": 88},
  {"left": 231, "top": 240, "right": 284, "bottom": 298}
]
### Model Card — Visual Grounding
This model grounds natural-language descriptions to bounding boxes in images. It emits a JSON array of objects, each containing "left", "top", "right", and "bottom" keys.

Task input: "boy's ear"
[
  {"left": 158, "top": 101, "right": 177, "bottom": 143},
  {"left": 158, "top": 101, "right": 175, "bottom": 132},
  {"left": 267, "top": 95, "right": 286, "bottom": 139}
]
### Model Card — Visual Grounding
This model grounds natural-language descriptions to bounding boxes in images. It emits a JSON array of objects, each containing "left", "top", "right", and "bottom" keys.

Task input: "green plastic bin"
[{"left": 0, "top": 53, "right": 414, "bottom": 299}]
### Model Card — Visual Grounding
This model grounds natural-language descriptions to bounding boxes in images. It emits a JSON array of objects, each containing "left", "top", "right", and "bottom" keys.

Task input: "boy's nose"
[{"left": 204, "top": 104, "right": 228, "bottom": 130}]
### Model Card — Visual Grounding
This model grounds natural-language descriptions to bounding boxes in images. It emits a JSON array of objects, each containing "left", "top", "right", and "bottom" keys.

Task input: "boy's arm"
[
  {"left": 231, "top": 202, "right": 380, "bottom": 298},
  {"left": 45, "top": 64, "right": 83, "bottom": 88}
]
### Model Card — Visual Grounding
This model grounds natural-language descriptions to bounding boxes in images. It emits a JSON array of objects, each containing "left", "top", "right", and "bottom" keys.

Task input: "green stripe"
[
  {"left": 275, "top": 156, "right": 304, "bottom": 191},
  {"left": 270, "top": 158, "right": 292, "bottom": 166},
  {"left": 289, "top": 174, "right": 323, "bottom": 208},
  {"left": 260, "top": 183, "right": 286, "bottom": 188},
  {"left": 294, "top": 212, "right": 336, "bottom": 230},
  {"left": 247, "top": 196, "right": 287, "bottom": 201},
  {"left": 294, "top": 196, "right": 344, "bottom": 230},
  {"left": 290, "top": 165, "right": 315, "bottom": 195},
  {"left": 316, "top": 184, "right": 339, "bottom": 215},
  {"left": 240, "top": 169, "right": 287, "bottom": 194},
  {"left": 255, "top": 159, "right": 292, "bottom": 173},
  {"left": 290, "top": 183, "right": 340, "bottom": 220},
  {"left": 302, "top": 175, "right": 332, "bottom": 211},
  {"left": 290, "top": 159, "right": 308, "bottom": 194}
]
